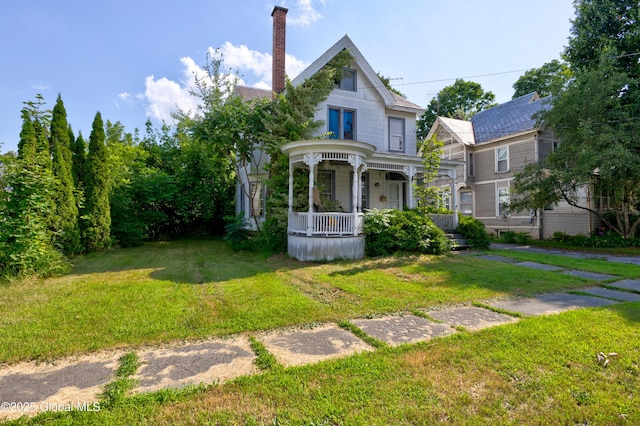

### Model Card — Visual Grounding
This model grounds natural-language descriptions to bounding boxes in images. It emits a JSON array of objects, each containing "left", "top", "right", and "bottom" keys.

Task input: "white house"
[{"left": 237, "top": 7, "right": 459, "bottom": 261}]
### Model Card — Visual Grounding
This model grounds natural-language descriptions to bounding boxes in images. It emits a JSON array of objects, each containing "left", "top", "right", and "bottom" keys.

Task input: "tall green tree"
[
  {"left": 82, "top": 112, "right": 111, "bottom": 250},
  {"left": 417, "top": 79, "right": 496, "bottom": 140},
  {"left": 70, "top": 127, "right": 86, "bottom": 189},
  {"left": 49, "top": 95, "right": 80, "bottom": 254},
  {"left": 0, "top": 104, "right": 68, "bottom": 278},
  {"left": 511, "top": 0, "right": 640, "bottom": 238},
  {"left": 512, "top": 60, "right": 573, "bottom": 98}
]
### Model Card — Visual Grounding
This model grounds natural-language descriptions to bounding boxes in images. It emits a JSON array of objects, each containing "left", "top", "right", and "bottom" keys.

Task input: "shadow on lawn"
[{"left": 70, "top": 239, "right": 305, "bottom": 284}]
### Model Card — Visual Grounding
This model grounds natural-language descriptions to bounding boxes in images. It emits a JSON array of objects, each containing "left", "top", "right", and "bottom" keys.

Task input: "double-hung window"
[
  {"left": 496, "top": 146, "right": 509, "bottom": 173},
  {"left": 389, "top": 117, "right": 405, "bottom": 152},
  {"left": 498, "top": 186, "right": 510, "bottom": 216},
  {"left": 328, "top": 107, "right": 355, "bottom": 140}
]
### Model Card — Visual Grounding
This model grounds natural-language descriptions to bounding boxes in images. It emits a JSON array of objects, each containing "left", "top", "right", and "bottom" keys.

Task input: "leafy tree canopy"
[
  {"left": 511, "top": 0, "right": 640, "bottom": 238},
  {"left": 512, "top": 60, "right": 573, "bottom": 98},
  {"left": 417, "top": 79, "right": 496, "bottom": 140}
]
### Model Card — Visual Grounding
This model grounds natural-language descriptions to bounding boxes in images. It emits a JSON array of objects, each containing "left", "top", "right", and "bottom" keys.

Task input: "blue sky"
[{"left": 0, "top": 0, "right": 575, "bottom": 154}]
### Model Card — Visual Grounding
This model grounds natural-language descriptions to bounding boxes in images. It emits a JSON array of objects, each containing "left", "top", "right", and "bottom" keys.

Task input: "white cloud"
[
  {"left": 139, "top": 43, "right": 309, "bottom": 122},
  {"left": 115, "top": 92, "right": 134, "bottom": 109},
  {"left": 285, "top": 0, "right": 325, "bottom": 26},
  {"left": 31, "top": 82, "right": 50, "bottom": 91}
]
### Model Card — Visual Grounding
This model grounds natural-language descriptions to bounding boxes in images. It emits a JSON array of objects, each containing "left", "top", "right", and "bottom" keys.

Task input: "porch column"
[
  {"left": 307, "top": 156, "right": 315, "bottom": 236},
  {"left": 304, "top": 152, "right": 322, "bottom": 236},
  {"left": 406, "top": 166, "right": 417, "bottom": 209},
  {"left": 288, "top": 160, "right": 294, "bottom": 213},
  {"left": 451, "top": 168, "right": 458, "bottom": 229}
]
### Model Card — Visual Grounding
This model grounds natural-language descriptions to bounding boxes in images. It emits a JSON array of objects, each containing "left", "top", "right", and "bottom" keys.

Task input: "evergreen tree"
[
  {"left": 82, "top": 112, "right": 111, "bottom": 250},
  {"left": 49, "top": 95, "right": 80, "bottom": 254},
  {"left": 17, "top": 110, "right": 37, "bottom": 163},
  {"left": 71, "top": 130, "right": 87, "bottom": 189},
  {"left": 1, "top": 105, "right": 67, "bottom": 278}
]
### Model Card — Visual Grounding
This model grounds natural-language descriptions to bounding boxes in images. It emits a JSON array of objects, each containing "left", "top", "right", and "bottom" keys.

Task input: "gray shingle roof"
[{"left": 471, "top": 92, "right": 551, "bottom": 144}]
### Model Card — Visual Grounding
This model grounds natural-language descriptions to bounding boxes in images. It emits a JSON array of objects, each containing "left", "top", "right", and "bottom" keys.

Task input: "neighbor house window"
[
  {"left": 328, "top": 107, "right": 355, "bottom": 140},
  {"left": 460, "top": 191, "right": 473, "bottom": 215},
  {"left": 389, "top": 117, "right": 405, "bottom": 152},
  {"left": 498, "top": 186, "right": 510, "bottom": 216},
  {"left": 336, "top": 68, "right": 357, "bottom": 91},
  {"left": 496, "top": 146, "right": 509, "bottom": 173},
  {"left": 467, "top": 152, "right": 474, "bottom": 177}
]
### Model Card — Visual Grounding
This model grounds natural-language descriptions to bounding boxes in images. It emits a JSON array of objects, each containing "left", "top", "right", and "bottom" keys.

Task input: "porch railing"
[
  {"left": 427, "top": 214, "right": 456, "bottom": 231},
  {"left": 288, "top": 212, "right": 364, "bottom": 236}
]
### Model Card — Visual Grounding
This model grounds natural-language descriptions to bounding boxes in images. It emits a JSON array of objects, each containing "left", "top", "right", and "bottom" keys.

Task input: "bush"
[
  {"left": 363, "top": 209, "right": 451, "bottom": 256},
  {"left": 455, "top": 216, "right": 490, "bottom": 249},
  {"left": 223, "top": 214, "right": 250, "bottom": 251},
  {"left": 500, "top": 230, "right": 517, "bottom": 243}
]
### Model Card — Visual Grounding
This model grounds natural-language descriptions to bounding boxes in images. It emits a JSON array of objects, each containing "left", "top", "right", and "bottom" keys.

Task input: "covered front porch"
[
  {"left": 281, "top": 140, "right": 459, "bottom": 261},
  {"left": 281, "top": 140, "right": 372, "bottom": 261}
]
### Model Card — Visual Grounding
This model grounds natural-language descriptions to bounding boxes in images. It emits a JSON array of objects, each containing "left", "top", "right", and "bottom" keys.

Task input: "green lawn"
[{"left": 2, "top": 239, "right": 639, "bottom": 424}]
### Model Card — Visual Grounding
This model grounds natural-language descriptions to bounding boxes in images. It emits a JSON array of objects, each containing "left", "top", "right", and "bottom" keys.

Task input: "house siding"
[{"left": 541, "top": 211, "right": 592, "bottom": 239}]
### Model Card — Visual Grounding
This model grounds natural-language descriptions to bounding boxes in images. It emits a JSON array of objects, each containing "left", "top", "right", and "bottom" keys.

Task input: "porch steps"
[{"left": 446, "top": 233, "right": 470, "bottom": 251}]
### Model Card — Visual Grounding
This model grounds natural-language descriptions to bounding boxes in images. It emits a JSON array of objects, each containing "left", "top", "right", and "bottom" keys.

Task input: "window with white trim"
[
  {"left": 389, "top": 117, "right": 405, "bottom": 152},
  {"left": 496, "top": 146, "right": 509, "bottom": 173},
  {"left": 498, "top": 186, "right": 510, "bottom": 216},
  {"left": 460, "top": 191, "right": 473, "bottom": 215}
]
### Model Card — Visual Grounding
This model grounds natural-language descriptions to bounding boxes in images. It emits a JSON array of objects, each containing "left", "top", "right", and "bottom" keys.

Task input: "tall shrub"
[{"left": 82, "top": 112, "right": 111, "bottom": 251}]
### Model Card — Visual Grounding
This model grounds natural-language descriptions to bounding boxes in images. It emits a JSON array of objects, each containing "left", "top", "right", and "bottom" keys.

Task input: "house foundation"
[{"left": 288, "top": 234, "right": 365, "bottom": 261}]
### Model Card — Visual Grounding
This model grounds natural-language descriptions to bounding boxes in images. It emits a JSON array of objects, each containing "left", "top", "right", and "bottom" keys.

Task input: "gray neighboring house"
[{"left": 427, "top": 92, "right": 599, "bottom": 239}]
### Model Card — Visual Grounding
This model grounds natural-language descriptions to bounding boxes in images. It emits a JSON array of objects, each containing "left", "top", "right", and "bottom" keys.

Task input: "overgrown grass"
[
  {"left": 0, "top": 241, "right": 609, "bottom": 364},
  {"left": 15, "top": 302, "right": 640, "bottom": 425},
  {"left": 2, "top": 239, "right": 640, "bottom": 424}
]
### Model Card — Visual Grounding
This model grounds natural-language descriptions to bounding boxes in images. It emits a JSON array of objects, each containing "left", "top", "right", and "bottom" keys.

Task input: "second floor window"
[
  {"left": 329, "top": 107, "right": 355, "bottom": 140},
  {"left": 389, "top": 117, "right": 405, "bottom": 152},
  {"left": 496, "top": 146, "right": 509, "bottom": 173}
]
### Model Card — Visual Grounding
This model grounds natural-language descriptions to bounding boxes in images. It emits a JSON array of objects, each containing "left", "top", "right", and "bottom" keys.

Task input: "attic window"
[{"left": 337, "top": 68, "right": 356, "bottom": 91}]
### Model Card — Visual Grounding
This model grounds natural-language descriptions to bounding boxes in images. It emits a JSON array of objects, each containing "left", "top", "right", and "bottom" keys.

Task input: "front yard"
[{"left": 1, "top": 239, "right": 638, "bottom": 424}]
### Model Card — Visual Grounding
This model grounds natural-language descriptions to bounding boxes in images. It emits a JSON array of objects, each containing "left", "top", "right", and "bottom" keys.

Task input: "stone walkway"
[{"left": 1, "top": 249, "right": 640, "bottom": 421}]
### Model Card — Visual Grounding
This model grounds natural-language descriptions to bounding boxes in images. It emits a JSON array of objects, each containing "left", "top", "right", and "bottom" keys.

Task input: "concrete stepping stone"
[
  {"left": 609, "top": 279, "right": 640, "bottom": 292},
  {"left": 425, "top": 306, "right": 519, "bottom": 331},
  {"left": 133, "top": 337, "right": 256, "bottom": 393},
  {"left": 490, "top": 293, "right": 616, "bottom": 317},
  {"left": 351, "top": 315, "right": 455, "bottom": 346},
  {"left": 562, "top": 270, "right": 617, "bottom": 281},
  {"left": 0, "top": 351, "right": 123, "bottom": 421},
  {"left": 476, "top": 255, "right": 516, "bottom": 263},
  {"left": 260, "top": 324, "right": 372, "bottom": 367},
  {"left": 579, "top": 286, "right": 640, "bottom": 302},
  {"left": 513, "top": 261, "right": 562, "bottom": 271}
]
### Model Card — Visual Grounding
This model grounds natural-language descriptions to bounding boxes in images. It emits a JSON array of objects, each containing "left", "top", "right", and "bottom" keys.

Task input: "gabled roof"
[
  {"left": 233, "top": 85, "right": 273, "bottom": 101},
  {"left": 291, "top": 35, "right": 424, "bottom": 114},
  {"left": 471, "top": 92, "right": 551, "bottom": 144},
  {"left": 431, "top": 116, "right": 475, "bottom": 146}
]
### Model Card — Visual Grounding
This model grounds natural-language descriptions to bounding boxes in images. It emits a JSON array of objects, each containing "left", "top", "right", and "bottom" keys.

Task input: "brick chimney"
[{"left": 271, "top": 6, "right": 288, "bottom": 94}]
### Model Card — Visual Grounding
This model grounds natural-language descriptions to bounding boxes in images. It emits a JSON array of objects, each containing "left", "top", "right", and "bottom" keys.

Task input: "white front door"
[{"left": 387, "top": 182, "right": 403, "bottom": 210}]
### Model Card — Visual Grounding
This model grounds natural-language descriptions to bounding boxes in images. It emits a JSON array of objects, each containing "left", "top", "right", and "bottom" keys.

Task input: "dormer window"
[{"left": 336, "top": 68, "right": 357, "bottom": 91}]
